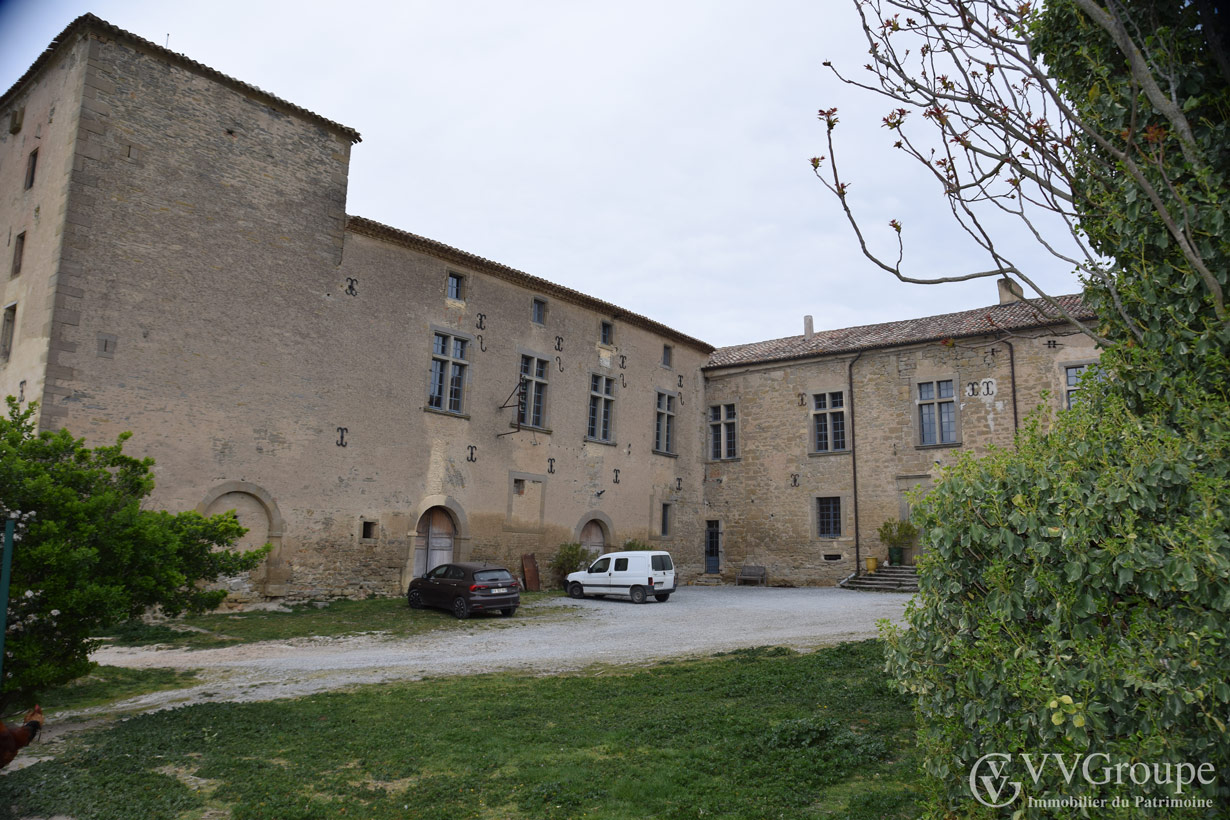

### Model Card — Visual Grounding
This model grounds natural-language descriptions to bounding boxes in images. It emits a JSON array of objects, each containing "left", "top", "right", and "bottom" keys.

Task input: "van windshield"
[{"left": 651, "top": 554, "right": 673, "bottom": 571}]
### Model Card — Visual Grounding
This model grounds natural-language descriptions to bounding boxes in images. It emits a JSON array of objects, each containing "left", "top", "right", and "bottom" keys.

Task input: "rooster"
[{"left": 0, "top": 705, "right": 44, "bottom": 769}]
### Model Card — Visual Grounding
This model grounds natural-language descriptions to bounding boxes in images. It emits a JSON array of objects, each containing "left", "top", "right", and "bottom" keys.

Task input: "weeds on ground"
[{"left": 1, "top": 640, "right": 920, "bottom": 819}]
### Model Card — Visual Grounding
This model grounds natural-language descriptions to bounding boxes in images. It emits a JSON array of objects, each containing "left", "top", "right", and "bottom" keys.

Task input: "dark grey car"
[{"left": 407, "top": 562, "right": 520, "bottom": 619}]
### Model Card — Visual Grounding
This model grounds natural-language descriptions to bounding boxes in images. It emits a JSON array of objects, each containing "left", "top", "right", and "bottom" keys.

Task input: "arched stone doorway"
[
  {"left": 576, "top": 512, "right": 613, "bottom": 555},
  {"left": 198, "top": 481, "right": 286, "bottom": 597},
  {"left": 414, "top": 507, "right": 456, "bottom": 578}
]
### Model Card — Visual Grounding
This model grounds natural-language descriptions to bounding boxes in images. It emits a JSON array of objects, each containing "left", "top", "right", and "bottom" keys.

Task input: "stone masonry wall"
[{"left": 702, "top": 324, "right": 1099, "bottom": 584}]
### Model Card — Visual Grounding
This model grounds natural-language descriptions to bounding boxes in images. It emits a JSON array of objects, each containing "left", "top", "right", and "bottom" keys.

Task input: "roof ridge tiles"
[{"left": 706, "top": 293, "right": 1094, "bottom": 369}]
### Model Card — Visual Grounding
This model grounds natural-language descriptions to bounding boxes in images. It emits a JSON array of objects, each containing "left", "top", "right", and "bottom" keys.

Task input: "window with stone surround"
[
  {"left": 600, "top": 320, "right": 614, "bottom": 345},
  {"left": 518, "top": 354, "right": 549, "bottom": 428},
  {"left": 11, "top": 232, "right": 24, "bottom": 278},
  {"left": 654, "top": 391, "right": 676, "bottom": 454},
  {"left": 662, "top": 344, "right": 673, "bottom": 368},
  {"left": 1065, "top": 364, "right": 1093, "bottom": 409},
  {"left": 709, "top": 403, "right": 737, "bottom": 460},
  {"left": 428, "top": 332, "right": 468, "bottom": 414},
  {"left": 24, "top": 149, "right": 37, "bottom": 190},
  {"left": 816, "top": 497, "right": 842, "bottom": 538},
  {"left": 1, "top": 303, "right": 16, "bottom": 361},
  {"left": 811, "top": 390, "right": 846, "bottom": 452},
  {"left": 446, "top": 272, "right": 465, "bottom": 301},
  {"left": 917, "top": 379, "right": 958, "bottom": 446},
  {"left": 531, "top": 297, "right": 547, "bottom": 325},
  {"left": 587, "top": 373, "right": 614, "bottom": 443}
]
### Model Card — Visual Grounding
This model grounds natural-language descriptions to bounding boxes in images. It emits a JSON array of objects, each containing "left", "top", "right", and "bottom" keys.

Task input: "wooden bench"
[{"left": 736, "top": 565, "right": 767, "bottom": 586}]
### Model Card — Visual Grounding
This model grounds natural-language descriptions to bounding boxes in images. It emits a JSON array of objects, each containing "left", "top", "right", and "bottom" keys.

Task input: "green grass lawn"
[
  {"left": 96, "top": 592, "right": 572, "bottom": 650},
  {"left": 0, "top": 641, "right": 919, "bottom": 820}
]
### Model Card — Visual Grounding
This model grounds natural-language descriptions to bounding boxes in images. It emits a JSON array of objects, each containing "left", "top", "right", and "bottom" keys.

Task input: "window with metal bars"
[
  {"left": 812, "top": 391, "right": 846, "bottom": 452},
  {"left": 816, "top": 497, "right": 841, "bottom": 538},
  {"left": 427, "top": 332, "right": 468, "bottom": 414},
  {"left": 587, "top": 374, "right": 614, "bottom": 442}
]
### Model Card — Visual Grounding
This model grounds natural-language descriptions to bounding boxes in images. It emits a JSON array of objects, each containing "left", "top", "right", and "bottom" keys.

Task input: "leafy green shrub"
[
  {"left": 545, "top": 542, "right": 593, "bottom": 588},
  {"left": 876, "top": 519, "right": 917, "bottom": 549},
  {"left": 0, "top": 399, "right": 267, "bottom": 711},
  {"left": 621, "top": 538, "right": 654, "bottom": 551},
  {"left": 882, "top": 385, "right": 1230, "bottom": 812}
]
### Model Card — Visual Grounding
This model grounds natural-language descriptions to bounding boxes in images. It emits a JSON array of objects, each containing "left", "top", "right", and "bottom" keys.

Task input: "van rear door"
[{"left": 651, "top": 553, "right": 675, "bottom": 591}]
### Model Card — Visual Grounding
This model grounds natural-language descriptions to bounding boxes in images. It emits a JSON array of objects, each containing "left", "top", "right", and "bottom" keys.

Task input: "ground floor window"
[{"left": 816, "top": 497, "right": 842, "bottom": 538}]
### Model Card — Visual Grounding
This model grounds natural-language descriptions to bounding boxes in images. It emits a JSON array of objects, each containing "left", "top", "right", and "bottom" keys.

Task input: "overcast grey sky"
[{"left": 0, "top": 0, "right": 1085, "bottom": 348}]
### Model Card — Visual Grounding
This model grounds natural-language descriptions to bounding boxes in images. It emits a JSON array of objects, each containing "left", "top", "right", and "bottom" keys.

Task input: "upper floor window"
[
  {"left": 662, "top": 344, "right": 673, "bottom": 367},
  {"left": 428, "top": 332, "right": 468, "bottom": 414},
  {"left": 587, "top": 374, "right": 614, "bottom": 442},
  {"left": 531, "top": 298, "right": 547, "bottom": 324},
  {"left": 518, "top": 355, "right": 549, "bottom": 428},
  {"left": 446, "top": 272, "right": 465, "bottom": 301},
  {"left": 655, "top": 391, "right": 676, "bottom": 454},
  {"left": 661, "top": 503, "right": 672, "bottom": 537},
  {"left": 24, "top": 149, "right": 38, "bottom": 190},
  {"left": 1, "top": 303, "right": 16, "bottom": 361},
  {"left": 600, "top": 320, "right": 614, "bottom": 345},
  {"left": 11, "top": 232, "right": 25, "bottom": 278},
  {"left": 709, "top": 403, "right": 737, "bottom": 460},
  {"left": 812, "top": 391, "right": 846, "bottom": 452},
  {"left": 1065, "top": 364, "right": 1092, "bottom": 409},
  {"left": 917, "top": 379, "right": 957, "bottom": 445}
]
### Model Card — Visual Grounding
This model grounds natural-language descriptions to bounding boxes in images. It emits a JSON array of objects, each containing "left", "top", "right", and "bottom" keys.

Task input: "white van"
[{"left": 566, "top": 550, "right": 676, "bottom": 603}]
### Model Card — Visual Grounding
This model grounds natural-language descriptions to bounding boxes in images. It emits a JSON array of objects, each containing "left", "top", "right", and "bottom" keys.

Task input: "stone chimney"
[
  {"left": 997, "top": 277, "right": 1025, "bottom": 304},
  {"left": 804, "top": 315, "right": 814, "bottom": 340}
]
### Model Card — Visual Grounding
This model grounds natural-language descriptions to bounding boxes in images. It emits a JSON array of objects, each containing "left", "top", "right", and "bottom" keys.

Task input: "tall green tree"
[
  {"left": 818, "top": 1, "right": 1229, "bottom": 814},
  {"left": 1, "top": 399, "right": 266, "bottom": 712}
]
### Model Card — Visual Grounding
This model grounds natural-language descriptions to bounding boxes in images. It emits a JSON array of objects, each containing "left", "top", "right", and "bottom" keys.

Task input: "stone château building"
[{"left": 0, "top": 15, "right": 1099, "bottom": 599}]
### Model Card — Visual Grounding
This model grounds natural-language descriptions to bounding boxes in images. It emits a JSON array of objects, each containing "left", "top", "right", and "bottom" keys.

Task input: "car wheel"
[
  {"left": 501, "top": 607, "right": 517, "bottom": 617},
  {"left": 654, "top": 593, "right": 671, "bottom": 602},
  {"left": 629, "top": 586, "right": 647, "bottom": 604},
  {"left": 568, "top": 582, "right": 585, "bottom": 599},
  {"left": 452, "top": 596, "right": 470, "bottom": 620},
  {"left": 407, "top": 589, "right": 423, "bottom": 609}
]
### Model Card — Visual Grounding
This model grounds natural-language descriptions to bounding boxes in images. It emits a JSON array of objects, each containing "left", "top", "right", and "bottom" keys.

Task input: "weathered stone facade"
[
  {"left": 1, "top": 16, "right": 1100, "bottom": 599},
  {"left": 700, "top": 304, "right": 1099, "bottom": 584}
]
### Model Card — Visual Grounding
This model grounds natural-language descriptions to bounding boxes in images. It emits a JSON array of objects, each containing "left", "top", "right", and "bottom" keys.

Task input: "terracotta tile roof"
[
  {"left": 706, "top": 293, "right": 1094, "bottom": 369},
  {"left": 346, "top": 216, "right": 716, "bottom": 353},
  {"left": 1, "top": 14, "right": 361, "bottom": 143}
]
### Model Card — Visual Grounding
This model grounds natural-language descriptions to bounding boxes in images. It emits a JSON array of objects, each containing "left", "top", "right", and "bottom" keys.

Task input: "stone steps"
[{"left": 840, "top": 565, "right": 918, "bottom": 593}]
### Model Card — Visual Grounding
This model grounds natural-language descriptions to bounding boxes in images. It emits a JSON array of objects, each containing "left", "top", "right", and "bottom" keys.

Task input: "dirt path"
[{"left": 84, "top": 587, "right": 910, "bottom": 716}]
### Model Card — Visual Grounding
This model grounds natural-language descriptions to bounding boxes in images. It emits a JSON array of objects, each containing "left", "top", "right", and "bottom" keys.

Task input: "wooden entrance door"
[
  {"left": 414, "top": 508, "right": 455, "bottom": 577},
  {"left": 580, "top": 519, "right": 606, "bottom": 554}
]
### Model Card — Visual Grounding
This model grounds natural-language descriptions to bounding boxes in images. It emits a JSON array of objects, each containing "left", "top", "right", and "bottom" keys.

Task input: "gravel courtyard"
[{"left": 89, "top": 586, "right": 911, "bottom": 714}]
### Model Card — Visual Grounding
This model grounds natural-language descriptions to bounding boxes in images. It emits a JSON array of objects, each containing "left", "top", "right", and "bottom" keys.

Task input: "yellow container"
[{"left": 865, "top": 557, "right": 879, "bottom": 573}]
